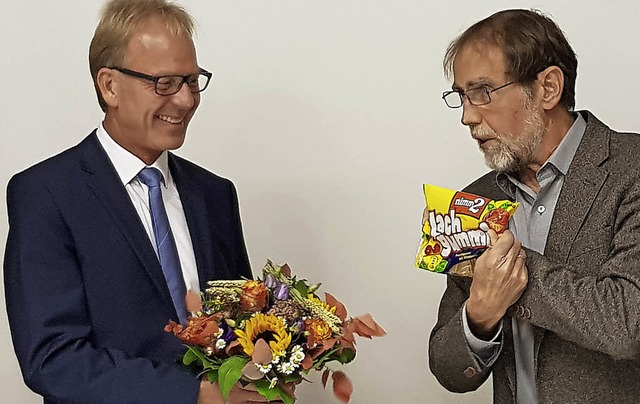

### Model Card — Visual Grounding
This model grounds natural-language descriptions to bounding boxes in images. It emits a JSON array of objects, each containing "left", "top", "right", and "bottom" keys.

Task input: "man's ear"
[
  {"left": 537, "top": 66, "right": 564, "bottom": 110},
  {"left": 96, "top": 67, "right": 119, "bottom": 108}
]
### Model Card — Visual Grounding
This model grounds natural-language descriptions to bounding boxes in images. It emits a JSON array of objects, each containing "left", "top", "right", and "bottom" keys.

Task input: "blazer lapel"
[
  {"left": 544, "top": 112, "right": 610, "bottom": 264},
  {"left": 502, "top": 319, "right": 517, "bottom": 397},
  {"left": 169, "top": 154, "right": 216, "bottom": 289},
  {"left": 76, "top": 133, "right": 177, "bottom": 315},
  {"left": 533, "top": 112, "right": 610, "bottom": 360}
]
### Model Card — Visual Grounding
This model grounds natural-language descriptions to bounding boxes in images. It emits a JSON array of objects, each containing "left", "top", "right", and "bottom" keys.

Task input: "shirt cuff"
[{"left": 462, "top": 302, "right": 503, "bottom": 367}]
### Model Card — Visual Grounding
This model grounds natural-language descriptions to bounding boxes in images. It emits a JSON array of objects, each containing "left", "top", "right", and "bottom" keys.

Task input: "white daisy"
[
  {"left": 256, "top": 363, "right": 272, "bottom": 374},
  {"left": 277, "top": 362, "right": 296, "bottom": 375}
]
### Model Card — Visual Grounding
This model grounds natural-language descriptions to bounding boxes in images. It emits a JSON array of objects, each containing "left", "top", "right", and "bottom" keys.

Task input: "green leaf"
[
  {"left": 207, "top": 370, "right": 219, "bottom": 384},
  {"left": 312, "top": 346, "right": 341, "bottom": 370},
  {"left": 338, "top": 348, "right": 356, "bottom": 364},
  {"left": 254, "top": 380, "right": 295, "bottom": 404},
  {"left": 282, "top": 373, "right": 302, "bottom": 383},
  {"left": 218, "top": 356, "right": 250, "bottom": 399},
  {"left": 183, "top": 348, "right": 198, "bottom": 366},
  {"left": 183, "top": 346, "right": 222, "bottom": 371},
  {"left": 253, "top": 380, "right": 281, "bottom": 400},
  {"left": 293, "top": 279, "right": 309, "bottom": 296},
  {"left": 280, "top": 391, "right": 296, "bottom": 404}
]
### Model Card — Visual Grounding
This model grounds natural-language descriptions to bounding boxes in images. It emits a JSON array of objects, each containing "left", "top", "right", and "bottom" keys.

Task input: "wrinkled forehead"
[{"left": 452, "top": 41, "right": 508, "bottom": 89}]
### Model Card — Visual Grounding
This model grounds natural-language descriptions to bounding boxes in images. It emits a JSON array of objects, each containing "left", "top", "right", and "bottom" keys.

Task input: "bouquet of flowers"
[{"left": 165, "top": 260, "right": 385, "bottom": 403}]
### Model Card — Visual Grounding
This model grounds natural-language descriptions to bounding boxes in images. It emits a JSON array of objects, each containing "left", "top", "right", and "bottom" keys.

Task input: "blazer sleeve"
[
  {"left": 428, "top": 172, "right": 505, "bottom": 392},
  {"left": 517, "top": 179, "right": 640, "bottom": 361},
  {"left": 428, "top": 275, "right": 493, "bottom": 392},
  {"left": 229, "top": 181, "right": 252, "bottom": 280},
  {"left": 4, "top": 174, "right": 200, "bottom": 403}
]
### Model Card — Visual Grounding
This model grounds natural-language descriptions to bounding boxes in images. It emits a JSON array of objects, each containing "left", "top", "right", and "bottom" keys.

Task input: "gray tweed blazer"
[{"left": 429, "top": 111, "right": 640, "bottom": 403}]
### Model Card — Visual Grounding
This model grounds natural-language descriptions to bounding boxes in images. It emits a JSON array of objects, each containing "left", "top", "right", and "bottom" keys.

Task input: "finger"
[
  {"left": 487, "top": 228, "right": 499, "bottom": 246},
  {"left": 488, "top": 238, "right": 520, "bottom": 277},
  {"left": 506, "top": 238, "right": 522, "bottom": 261},
  {"left": 489, "top": 230, "right": 515, "bottom": 256},
  {"left": 500, "top": 238, "right": 523, "bottom": 271},
  {"left": 511, "top": 250, "right": 528, "bottom": 287},
  {"left": 516, "top": 249, "right": 528, "bottom": 275},
  {"left": 518, "top": 247, "right": 527, "bottom": 260},
  {"left": 476, "top": 230, "right": 512, "bottom": 273},
  {"left": 422, "top": 207, "right": 428, "bottom": 225},
  {"left": 513, "top": 250, "right": 525, "bottom": 269}
]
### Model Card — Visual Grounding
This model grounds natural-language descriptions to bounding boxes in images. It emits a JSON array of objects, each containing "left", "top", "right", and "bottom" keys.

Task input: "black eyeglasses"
[
  {"left": 442, "top": 81, "right": 515, "bottom": 108},
  {"left": 108, "top": 66, "right": 213, "bottom": 96}
]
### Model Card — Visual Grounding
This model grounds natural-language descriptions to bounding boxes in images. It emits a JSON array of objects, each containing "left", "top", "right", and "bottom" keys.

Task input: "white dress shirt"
[{"left": 96, "top": 123, "right": 200, "bottom": 294}]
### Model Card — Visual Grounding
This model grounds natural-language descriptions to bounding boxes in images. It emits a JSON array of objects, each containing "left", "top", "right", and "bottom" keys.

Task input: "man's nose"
[
  {"left": 460, "top": 99, "right": 481, "bottom": 127},
  {"left": 171, "top": 82, "right": 196, "bottom": 110}
]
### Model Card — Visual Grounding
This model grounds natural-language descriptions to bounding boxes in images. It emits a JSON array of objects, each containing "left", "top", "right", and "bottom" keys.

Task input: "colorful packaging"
[{"left": 415, "top": 184, "right": 519, "bottom": 277}]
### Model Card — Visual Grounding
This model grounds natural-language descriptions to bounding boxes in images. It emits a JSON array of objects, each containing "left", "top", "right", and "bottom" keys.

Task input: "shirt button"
[{"left": 537, "top": 205, "right": 546, "bottom": 214}]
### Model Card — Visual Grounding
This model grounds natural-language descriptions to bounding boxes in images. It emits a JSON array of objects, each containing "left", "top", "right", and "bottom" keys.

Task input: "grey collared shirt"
[{"left": 463, "top": 112, "right": 586, "bottom": 403}]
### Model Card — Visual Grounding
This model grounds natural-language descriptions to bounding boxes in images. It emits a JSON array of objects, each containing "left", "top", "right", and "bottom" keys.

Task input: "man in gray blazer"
[{"left": 429, "top": 9, "right": 640, "bottom": 403}]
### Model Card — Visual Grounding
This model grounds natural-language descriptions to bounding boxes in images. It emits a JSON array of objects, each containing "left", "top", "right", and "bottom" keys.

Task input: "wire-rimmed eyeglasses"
[{"left": 442, "top": 81, "right": 514, "bottom": 108}]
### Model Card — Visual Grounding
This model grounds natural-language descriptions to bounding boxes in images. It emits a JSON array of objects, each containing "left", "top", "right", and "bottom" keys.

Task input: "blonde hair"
[{"left": 89, "top": 0, "right": 195, "bottom": 111}]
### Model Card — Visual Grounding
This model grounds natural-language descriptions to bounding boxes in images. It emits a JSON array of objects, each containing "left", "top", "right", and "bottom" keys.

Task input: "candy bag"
[{"left": 415, "top": 184, "right": 519, "bottom": 277}]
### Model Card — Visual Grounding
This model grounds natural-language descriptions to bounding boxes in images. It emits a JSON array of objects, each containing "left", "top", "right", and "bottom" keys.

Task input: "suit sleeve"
[
  {"left": 4, "top": 174, "right": 200, "bottom": 403},
  {"left": 427, "top": 173, "right": 507, "bottom": 392},
  {"left": 518, "top": 179, "right": 640, "bottom": 360},
  {"left": 229, "top": 181, "right": 252, "bottom": 280},
  {"left": 428, "top": 276, "right": 493, "bottom": 392}
]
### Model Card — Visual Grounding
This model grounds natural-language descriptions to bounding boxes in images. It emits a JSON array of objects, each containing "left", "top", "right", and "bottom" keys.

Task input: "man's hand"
[
  {"left": 198, "top": 379, "right": 294, "bottom": 404},
  {"left": 466, "top": 229, "right": 528, "bottom": 339}
]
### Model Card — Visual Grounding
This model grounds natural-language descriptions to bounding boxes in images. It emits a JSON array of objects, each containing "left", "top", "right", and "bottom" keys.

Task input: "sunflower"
[{"left": 235, "top": 313, "right": 292, "bottom": 358}]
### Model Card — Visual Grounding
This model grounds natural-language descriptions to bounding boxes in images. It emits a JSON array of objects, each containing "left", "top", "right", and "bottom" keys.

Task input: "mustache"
[{"left": 471, "top": 125, "right": 496, "bottom": 140}]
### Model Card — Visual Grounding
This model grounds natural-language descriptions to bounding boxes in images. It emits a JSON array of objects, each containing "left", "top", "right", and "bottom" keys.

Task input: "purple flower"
[
  {"left": 219, "top": 322, "right": 237, "bottom": 342},
  {"left": 274, "top": 282, "right": 290, "bottom": 300},
  {"left": 291, "top": 319, "right": 305, "bottom": 332},
  {"left": 264, "top": 274, "right": 277, "bottom": 289}
]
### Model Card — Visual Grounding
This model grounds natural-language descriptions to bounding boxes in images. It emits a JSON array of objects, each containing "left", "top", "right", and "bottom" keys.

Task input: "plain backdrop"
[{"left": 2, "top": 1, "right": 639, "bottom": 403}]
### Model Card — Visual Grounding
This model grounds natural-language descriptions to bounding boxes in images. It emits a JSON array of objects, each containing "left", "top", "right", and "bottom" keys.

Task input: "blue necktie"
[{"left": 137, "top": 167, "right": 188, "bottom": 324}]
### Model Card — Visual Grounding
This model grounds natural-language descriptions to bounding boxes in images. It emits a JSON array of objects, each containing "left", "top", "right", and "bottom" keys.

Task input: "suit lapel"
[
  {"left": 76, "top": 133, "right": 176, "bottom": 315},
  {"left": 533, "top": 112, "right": 610, "bottom": 361},
  {"left": 502, "top": 319, "right": 517, "bottom": 397},
  {"left": 544, "top": 113, "right": 610, "bottom": 264},
  {"left": 169, "top": 154, "right": 216, "bottom": 289}
]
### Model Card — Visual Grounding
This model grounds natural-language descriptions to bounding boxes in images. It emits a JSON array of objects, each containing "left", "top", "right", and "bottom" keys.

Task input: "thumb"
[
  {"left": 185, "top": 289, "right": 202, "bottom": 313},
  {"left": 421, "top": 208, "right": 429, "bottom": 226}
]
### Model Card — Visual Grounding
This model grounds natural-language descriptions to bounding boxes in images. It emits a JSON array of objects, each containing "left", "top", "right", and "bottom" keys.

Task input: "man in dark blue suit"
[{"left": 4, "top": 1, "right": 277, "bottom": 402}]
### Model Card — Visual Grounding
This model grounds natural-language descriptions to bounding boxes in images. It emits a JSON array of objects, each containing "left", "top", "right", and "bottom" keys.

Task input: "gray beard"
[{"left": 481, "top": 108, "right": 545, "bottom": 173}]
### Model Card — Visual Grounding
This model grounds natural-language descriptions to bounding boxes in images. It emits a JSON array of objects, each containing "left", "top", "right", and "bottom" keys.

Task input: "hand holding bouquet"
[{"left": 165, "top": 260, "right": 385, "bottom": 403}]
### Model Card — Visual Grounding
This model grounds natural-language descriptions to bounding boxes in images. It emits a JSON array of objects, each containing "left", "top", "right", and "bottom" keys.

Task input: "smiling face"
[
  {"left": 100, "top": 17, "right": 201, "bottom": 164},
  {"left": 452, "top": 42, "right": 546, "bottom": 173}
]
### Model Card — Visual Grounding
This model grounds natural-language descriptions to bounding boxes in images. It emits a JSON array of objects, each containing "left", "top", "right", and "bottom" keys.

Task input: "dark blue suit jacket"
[{"left": 4, "top": 132, "right": 252, "bottom": 403}]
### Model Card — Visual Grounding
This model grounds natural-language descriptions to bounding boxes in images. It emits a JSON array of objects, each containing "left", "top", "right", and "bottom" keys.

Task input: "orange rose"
[
  {"left": 240, "top": 280, "right": 268, "bottom": 312},
  {"left": 305, "top": 318, "right": 332, "bottom": 346}
]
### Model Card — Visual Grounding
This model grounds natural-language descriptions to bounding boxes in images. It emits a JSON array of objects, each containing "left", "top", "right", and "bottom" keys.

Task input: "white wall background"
[{"left": 1, "top": 1, "right": 639, "bottom": 403}]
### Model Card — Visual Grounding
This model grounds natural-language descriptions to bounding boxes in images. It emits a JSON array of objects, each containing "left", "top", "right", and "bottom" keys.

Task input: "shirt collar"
[
  {"left": 496, "top": 112, "right": 587, "bottom": 197},
  {"left": 96, "top": 123, "right": 172, "bottom": 187},
  {"left": 546, "top": 112, "right": 586, "bottom": 176}
]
